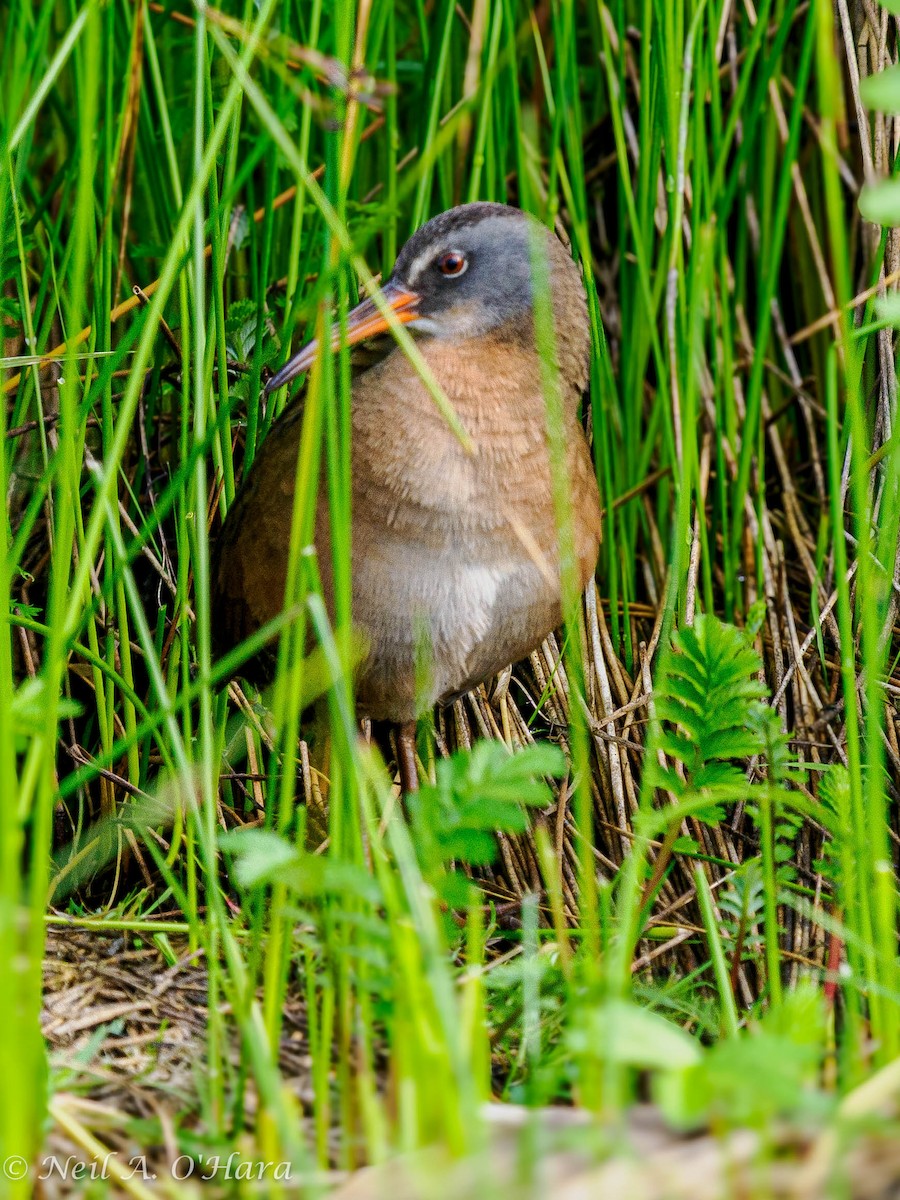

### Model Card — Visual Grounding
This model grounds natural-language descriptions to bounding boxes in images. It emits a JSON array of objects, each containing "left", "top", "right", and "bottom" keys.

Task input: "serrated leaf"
[
  {"left": 659, "top": 728, "right": 697, "bottom": 765},
  {"left": 411, "top": 740, "right": 567, "bottom": 890},
  {"left": 438, "top": 829, "right": 499, "bottom": 864},
  {"left": 440, "top": 871, "right": 478, "bottom": 908},
  {"left": 818, "top": 764, "right": 851, "bottom": 817},
  {"left": 690, "top": 802, "right": 726, "bottom": 826},
  {"left": 702, "top": 729, "right": 765, "bottom": 760},
  {"left": 672, "top": 836, "right": 699, "bottom": 854},
  {"left": 646, "top": 762, "right": 685, "bottom": 798},
  {"left": 692, "top": 762, "right": 746, "bottom": 790},
  {"left": 655, "top": 696, "right": 702, "bottom": 727},
  {"left": 499, "top": 742, "right": 566, "bottom": 777}
]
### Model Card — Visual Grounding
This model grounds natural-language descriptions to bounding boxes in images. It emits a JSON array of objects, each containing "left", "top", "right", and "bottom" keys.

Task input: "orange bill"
[{"left": 265, "top": 281, "right": 421, "bottom": 393}]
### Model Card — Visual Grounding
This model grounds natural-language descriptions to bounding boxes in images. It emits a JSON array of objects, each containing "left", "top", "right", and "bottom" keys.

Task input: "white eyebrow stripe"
[{"left": 405, "top": 246, "right": 438, "bottom": 283}]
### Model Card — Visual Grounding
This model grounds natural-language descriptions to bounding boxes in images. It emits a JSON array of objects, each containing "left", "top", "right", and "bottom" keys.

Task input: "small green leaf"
[
  {"left": 859, "top": 178, "right": 900, "bottom": 226},
  {"left": 745, "top": 599, "right": 767, "bottom": 637},
  {"left": 410, "top": 739, "right": 567, "bottom": 891},
  {"left": 440, "top": 871, "right": 478, "bottom": 908},
  {"left": 653, "top": 1062, "right": 710, "bottom": 1130},
  {"left": 875, "top": 293, "right": 900, "bottom": 327},
  {"left": 672, "top": 836, "right": 699, "bottom": 854},
  {"left": 569, "top": 1000, "right": 702, "bottom": 1069},
  {"left": 861, "top": 65, "right": 900, "bottom": 112},
  {"left": 12, "top": 678, "right": 82, "bottom": 750},
  {"left": 438, "top": 829, "right": 497, "bottom": 864},
  {"left": 219, "top": 828, "right": 301, "bottom": 888},
  {"left": 219, "top": 828, "right": 380, "bottom": 901}
]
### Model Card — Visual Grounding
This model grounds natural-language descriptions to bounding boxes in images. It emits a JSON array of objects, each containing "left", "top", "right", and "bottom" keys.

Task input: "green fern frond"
[
  {"left": 813, "top": 764, "right": 853, "bottom": 895},
  {"left": 650, "top": 615, "right": 770, "bottom": 804}
]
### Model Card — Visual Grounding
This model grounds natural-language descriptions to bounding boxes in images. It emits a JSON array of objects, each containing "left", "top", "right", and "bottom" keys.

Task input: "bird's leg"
[{"left": 396, "top": 721, "right": 419, "bottom": 794}]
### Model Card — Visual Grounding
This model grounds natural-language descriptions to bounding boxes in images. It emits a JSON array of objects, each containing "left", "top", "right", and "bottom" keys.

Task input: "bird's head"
[{"left": 266, "top": 202, "right": 588, "bottom": 394}]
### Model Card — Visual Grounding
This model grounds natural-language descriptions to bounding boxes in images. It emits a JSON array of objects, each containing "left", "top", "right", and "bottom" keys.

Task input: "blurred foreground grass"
[{"left": 4, "top": 0, "right": 900, "bottom": 1194}]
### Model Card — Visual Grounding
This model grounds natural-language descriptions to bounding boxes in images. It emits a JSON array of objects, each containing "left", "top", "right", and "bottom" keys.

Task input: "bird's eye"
[{"left": 436, "top": 250, "right": 468, "bottom": 277}]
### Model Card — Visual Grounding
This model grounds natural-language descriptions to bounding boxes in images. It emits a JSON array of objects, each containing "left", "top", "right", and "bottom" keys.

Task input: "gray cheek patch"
[{"left": 411, "top": 301, "right": 483, "bottom": 340}]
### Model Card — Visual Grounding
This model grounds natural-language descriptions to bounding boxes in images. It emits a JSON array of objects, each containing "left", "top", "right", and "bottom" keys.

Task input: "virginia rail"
[{"left": 211, "top": 202, "right": 602, "bottom": 790}]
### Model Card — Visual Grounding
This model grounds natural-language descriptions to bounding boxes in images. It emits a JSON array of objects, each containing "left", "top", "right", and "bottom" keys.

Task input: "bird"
[{"left": 211, "top": 202, "right": 602, "bottom": 792}]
